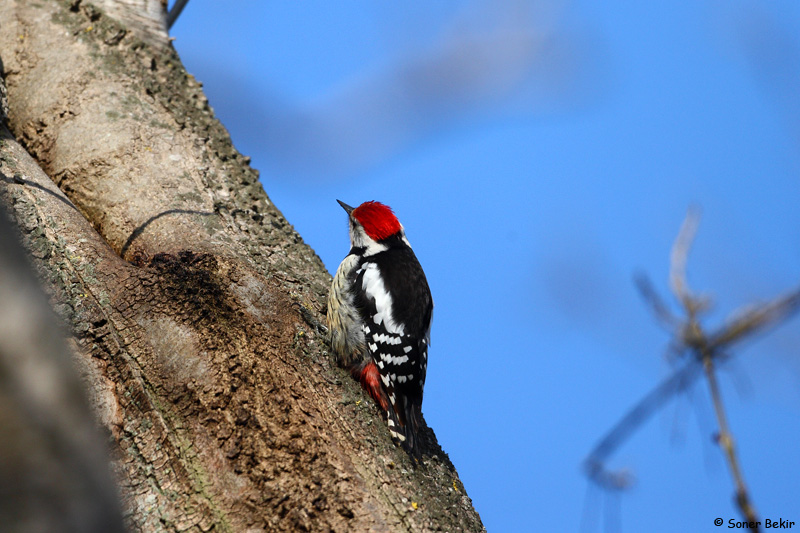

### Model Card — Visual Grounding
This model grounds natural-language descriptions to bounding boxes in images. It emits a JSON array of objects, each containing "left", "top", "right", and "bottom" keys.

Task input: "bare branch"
[
  {"left": 702, "top": 353, "right": 760, "bottom": 529},
  {"left": 709, "top": 288, "right": 800, "bottom": 350},
  {"left": 583, "top": 210, "right": 800, "bottom": 528},
  {"left": 167, "top": 0, "right": 190, "bottom": 29},
  {"left": 669, "top": 206, "right": 702, "bottom": 311},
  {"left": 584, "top": 360, "right": 701, "bottom": 489},
  {"left": 634, "top": 273, "right": 680, "bottom": 329}
]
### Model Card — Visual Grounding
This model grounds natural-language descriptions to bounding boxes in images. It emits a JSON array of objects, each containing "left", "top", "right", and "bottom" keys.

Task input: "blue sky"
[{"left": 171, "top": 2, "right": 800, "bottom": 530}]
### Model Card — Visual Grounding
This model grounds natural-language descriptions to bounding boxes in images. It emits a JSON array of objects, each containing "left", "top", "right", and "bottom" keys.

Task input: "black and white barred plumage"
[{"left": 328, "top": 200, "right": 433, "bottom": 453}]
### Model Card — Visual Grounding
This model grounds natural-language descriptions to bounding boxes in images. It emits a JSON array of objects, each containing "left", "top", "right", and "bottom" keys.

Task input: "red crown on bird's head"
[{"left": 351, "top": 201, "right": 402, "bottom": 241}]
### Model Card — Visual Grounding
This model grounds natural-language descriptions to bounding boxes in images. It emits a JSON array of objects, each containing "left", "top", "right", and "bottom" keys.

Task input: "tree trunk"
[{"left": 0, "top": 1, "right": 484, "bottom": 531}]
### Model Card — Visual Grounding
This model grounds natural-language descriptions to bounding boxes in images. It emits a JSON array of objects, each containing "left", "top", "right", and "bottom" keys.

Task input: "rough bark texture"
[
  {"left": 0, "top": 197, "right": 125, "bottom": 533},
  {"left": 0, "top": 1, "right": 484, "bottom": 532}
]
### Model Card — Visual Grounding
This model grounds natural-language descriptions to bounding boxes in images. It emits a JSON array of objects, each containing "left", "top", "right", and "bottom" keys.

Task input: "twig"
[
  {"left": 708, "top": 289, "right": 800, "bottom": 350},
  {"left": 582, "top": 208, "right": 800, "bottom": 531},
  {"left": 702, "top": 350, "right": 759, "bottom": 528},
  {"left": 167, "top": 0, "right": 190, "bottom": 30},
  {"left": 668, "top": 208, "right": 759, "bottom": 528},
  {"left": 669, "top": 206, "right": 701, "bottom": 311},
  {"left": 634, "top": 274, "right": 679, "bottom": 329},
  {"left": 584, "top": 359, "right": 701, "bottom": 489}
]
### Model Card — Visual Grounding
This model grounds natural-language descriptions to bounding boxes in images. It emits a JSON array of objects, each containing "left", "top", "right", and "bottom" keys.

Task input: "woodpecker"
[{"left": 327, "top": 200, "right": 433, "bottom": 454}]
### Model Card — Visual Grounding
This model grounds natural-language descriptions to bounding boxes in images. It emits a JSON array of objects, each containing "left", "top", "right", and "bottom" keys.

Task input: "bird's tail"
[{"left": 387, "top": 397, "right": 421, "bottom": 456}]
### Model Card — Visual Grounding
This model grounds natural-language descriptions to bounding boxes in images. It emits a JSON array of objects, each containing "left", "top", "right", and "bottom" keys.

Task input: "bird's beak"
[{"left": 337, "top": 199, "right": 355, "bottom": 215}]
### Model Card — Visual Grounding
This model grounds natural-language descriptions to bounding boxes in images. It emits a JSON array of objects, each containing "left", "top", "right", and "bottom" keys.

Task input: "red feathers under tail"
[
  {"left": 353, "top": 362, "right": 389, "bottom": 411},
  {"left": 352, "top": 362, "right": 421, "bottom": 455}
]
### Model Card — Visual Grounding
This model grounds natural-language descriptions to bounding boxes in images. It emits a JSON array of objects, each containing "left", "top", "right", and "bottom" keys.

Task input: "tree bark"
[
  {"left": 0, "top": 197, "right": 125, "bottom": 533},
  {"left": 0, "top": 1, "right": 484, "bottom": 532}
]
